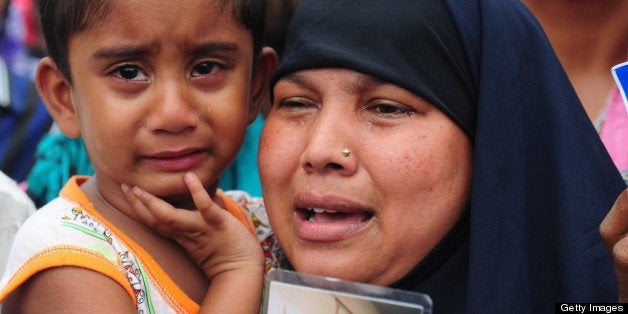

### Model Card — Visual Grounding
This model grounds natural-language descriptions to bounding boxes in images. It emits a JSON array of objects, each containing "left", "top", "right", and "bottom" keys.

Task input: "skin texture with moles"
[{"left": 259, "top": 68, "right": 473, "bottom": 286}]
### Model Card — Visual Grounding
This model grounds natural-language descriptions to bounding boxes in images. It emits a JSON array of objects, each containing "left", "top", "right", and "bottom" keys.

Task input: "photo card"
[
  {"left": 263, "top": 269, "right": 432, "bottom": 314},
  {"left": 611, "top": 61, "right": 628, "bottom": 111}
]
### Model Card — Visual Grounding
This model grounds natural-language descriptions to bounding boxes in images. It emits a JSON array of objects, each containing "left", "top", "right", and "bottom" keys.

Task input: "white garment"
[{"left": 0, "top": 171, "right": 35, "bottom": 274}]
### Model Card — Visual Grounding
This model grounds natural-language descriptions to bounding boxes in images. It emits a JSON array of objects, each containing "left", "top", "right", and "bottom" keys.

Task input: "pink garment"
[{"left": 599, "top": 87, "right": 628, "bottom": 180}]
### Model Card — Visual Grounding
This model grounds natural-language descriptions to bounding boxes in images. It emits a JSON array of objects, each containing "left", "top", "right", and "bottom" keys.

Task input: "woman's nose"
[{"left": 300, "top": 110, "right": 358, "bottom": 176}]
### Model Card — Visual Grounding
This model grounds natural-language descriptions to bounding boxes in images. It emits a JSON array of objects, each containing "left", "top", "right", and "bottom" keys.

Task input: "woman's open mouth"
[
  {"left": 294, "top": 207, "right": 374, "bottom": 242},
  {"left": 298, "top": 207, "right": 372, "bottom": 223}
]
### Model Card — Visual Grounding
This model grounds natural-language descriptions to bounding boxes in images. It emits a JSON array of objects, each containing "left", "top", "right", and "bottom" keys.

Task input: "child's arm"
[
  {"left": 122, "top": 172, "right": 264, "bottom": 313},
  {"left": 2, "top": 267, "right": 136, "bottom": 313},
  {"left": 600, "top": 188, "right": 628, "bottom": 302}
]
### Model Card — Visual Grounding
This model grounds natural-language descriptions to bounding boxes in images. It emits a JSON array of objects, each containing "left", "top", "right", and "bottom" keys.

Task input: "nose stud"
[{"left": 342, "top": 148, "right": 351, "bottom": 158}]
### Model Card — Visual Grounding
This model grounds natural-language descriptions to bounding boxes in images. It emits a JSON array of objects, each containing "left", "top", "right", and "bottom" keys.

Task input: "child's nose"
[{"left": 146, "top": 83, "right": 199, "bottom": 133}]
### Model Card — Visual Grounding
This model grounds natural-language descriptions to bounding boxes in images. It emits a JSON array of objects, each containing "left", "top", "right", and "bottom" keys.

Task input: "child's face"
[
  {"left": 260, "top": 68, "right": 473, "bottom": 286},
  {"left": 64, "top": 1, "right": 258, "bottom": 200}
]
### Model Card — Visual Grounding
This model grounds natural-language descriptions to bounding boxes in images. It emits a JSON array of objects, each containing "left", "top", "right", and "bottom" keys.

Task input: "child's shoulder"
[
  {"left": 2, "top": 195, "right": 144, "bottom": 310},
  {"left": 0, "top": 196, "right": 132, "bottom": 302},
  {"left": 10, "top": 196, "right": 117, "bottom": 264},
  {"left": 18, "top": 196, "right": 85, "bottom": 240}
]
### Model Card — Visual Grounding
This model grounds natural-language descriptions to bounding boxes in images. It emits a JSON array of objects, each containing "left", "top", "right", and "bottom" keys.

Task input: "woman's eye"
[
  {"left": 191, "top": 62, "right": 222, "bottom": 77},
  {"left": 370, "top": 103, "right": 415, "bottom": 116},
  {"left": 112, "top": 64, "right": 148, "bottom": 81},
  {"left": 277, "top": 97, "right": 315, "bottom": 110}
]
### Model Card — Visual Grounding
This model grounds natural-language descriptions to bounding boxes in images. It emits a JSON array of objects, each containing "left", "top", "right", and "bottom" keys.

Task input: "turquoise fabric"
[
  {"left": 218, "top": 114, "right": 264, "bottom": 196},
  {"left": 26, "top": 129, "right": 93, "bottom": 206}
]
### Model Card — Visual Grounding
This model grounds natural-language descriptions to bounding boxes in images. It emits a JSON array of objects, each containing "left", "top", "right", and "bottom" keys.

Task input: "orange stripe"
[
  {"left": 0, "top": 245, "right": 135, "bottom": 304},
  {"left": 217, "top": 190, "right": 257, "bottom": 235},
  {"left": 60, "top": 176, "right": 200, "bottom": 312},
  {"left": 56, "top": 177, "right": 255, "bottom": 312}
]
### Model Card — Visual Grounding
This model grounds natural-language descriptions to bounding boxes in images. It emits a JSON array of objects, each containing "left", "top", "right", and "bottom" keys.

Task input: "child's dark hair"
[{"left": 38, "top": 0, "right": 266, "bottom": 84}]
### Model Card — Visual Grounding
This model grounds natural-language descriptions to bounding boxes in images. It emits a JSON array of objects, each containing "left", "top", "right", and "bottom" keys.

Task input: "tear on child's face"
[{"left": 65, "top": 0, "right": 256, "bottom": 199}]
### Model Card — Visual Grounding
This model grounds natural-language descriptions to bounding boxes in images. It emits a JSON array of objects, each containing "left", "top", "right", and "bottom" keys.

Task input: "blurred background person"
[
  {"left": 0, "top": 169, "right": 34, "bottom": 274},
  {"left": 521, "top": 0, "right": 628, "bottom": 183},
  {"left": 0, "top": 0, "right": 50, "bottom": 184}
]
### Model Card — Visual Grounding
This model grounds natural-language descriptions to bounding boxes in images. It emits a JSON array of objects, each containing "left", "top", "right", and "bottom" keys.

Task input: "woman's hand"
[{"left": 600, "top": 188, "right": 628, "bottom": 302}]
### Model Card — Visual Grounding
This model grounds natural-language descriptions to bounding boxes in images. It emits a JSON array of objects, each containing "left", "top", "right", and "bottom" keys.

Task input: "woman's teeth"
[
  {"left": 308, "top": 208, "right": 338, "bottom": 222},
  {"left": 303, "top": 207, "right": 373, "bottom": 223},
  {"left": 312, "top": 208, "right": 338, "bottom": 213}
]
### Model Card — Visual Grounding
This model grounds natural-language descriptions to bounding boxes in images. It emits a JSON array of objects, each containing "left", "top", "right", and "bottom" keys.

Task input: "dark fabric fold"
[{"left": 273, "top": 0, "right": 626, "bottom": 312}]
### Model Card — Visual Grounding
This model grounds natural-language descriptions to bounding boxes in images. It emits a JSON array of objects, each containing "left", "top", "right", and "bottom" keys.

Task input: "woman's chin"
[{"left": 291, "top": 258, "right": 373, "bottom": 284}]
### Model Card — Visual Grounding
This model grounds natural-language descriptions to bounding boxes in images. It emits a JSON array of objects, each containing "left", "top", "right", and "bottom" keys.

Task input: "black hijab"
[{"left": 272, "top": 0, "right": 626, "bottom": 312}]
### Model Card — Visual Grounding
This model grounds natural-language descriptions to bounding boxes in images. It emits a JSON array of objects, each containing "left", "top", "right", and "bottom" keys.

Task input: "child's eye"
[
  {"left": 191, "top": 61, "right": 223, "bottom": 77},
  {"left": 111, "top": 64, "right": 149, "bottom": 81}
]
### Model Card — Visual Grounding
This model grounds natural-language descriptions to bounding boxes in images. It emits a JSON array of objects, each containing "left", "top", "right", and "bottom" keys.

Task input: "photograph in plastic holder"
[{"left": 263, "top": 269, "right": 432, "bottom": 314}]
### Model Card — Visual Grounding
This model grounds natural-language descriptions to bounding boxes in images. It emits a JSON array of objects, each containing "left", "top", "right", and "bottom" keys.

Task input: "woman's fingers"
[
  {"left": 600, "top": 188, "right": 628, "bottom": 302},
  {"left": 601, "top": 189, "right": 628, "bottom": 251}
]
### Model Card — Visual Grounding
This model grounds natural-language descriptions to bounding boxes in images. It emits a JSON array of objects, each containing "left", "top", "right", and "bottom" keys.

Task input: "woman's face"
[{"left": 259, "top": 68, "right": 473, "bottom": 285}]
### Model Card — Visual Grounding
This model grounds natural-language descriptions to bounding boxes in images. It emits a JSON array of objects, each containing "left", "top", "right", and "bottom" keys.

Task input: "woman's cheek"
[{"left": 259, "top": 121, "right": 297, "bottom": 184}]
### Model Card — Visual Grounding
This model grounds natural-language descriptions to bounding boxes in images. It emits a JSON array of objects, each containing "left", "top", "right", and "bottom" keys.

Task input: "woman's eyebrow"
[
  {"left": 279, "top": 72, "right": 319, "bottom": 92},
  {"left": 280, "top": 71, "right": 389, "bottom": 92},
  {"left": 353, "top": 75, "right": 387, "bottom": 90},
  {"left": 281, "top": 72, "right": 310, "bottom": 85}
]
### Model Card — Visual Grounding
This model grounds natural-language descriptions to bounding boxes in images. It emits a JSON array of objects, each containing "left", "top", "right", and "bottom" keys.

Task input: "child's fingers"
[
  {"left": 184, "top": 173, "right": 227, "bottom": 227},
  {"left": 122, "top": 183, "right": 195, "bottom": 236},
  {"left": 121, "top": 183, "right": 160, "bottom": 227}
]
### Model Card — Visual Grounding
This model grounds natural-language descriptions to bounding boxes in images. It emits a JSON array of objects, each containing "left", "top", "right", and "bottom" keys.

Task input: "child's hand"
[
  {"left": 600, "top": 188, "right": 628, "bottom": 302},
  {"left": 122, "top": 172, "right": 264, "bottom": 279}
]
